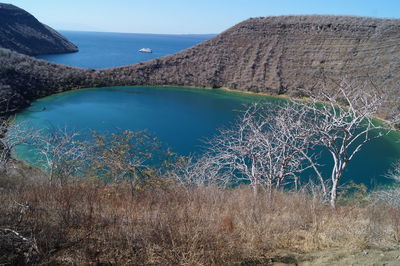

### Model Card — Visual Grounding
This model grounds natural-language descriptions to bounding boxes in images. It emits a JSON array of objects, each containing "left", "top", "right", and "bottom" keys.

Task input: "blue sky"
[{"left": 5, "top": 0, "right": 400, "bottom": 34}]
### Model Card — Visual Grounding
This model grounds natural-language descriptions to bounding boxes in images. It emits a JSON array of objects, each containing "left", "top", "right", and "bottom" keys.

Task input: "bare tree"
[
  {"left": 167, "top": 155, "right": 226, "bottom": 188},
  {"left": 296, "top": 80, "right": 396, "bottom": 207},
  {"left": 0, "top": 118, "right": 39, "bottom": 172},
  {"left": 386, "top": 160, "right": 400, "bottom": 182},
  {"left": 35, "top": 127, "right": 87, "bottom": 185},
  {"left": 195, "top": 80, "right": 395, "bottom": 208},
  {"left": 204, "top": 103, "right": 317, "bottom": 194},
  {"left": 371, "top": 160, "right": 400, "bottom": 207},
  {"left": 87, "top": 130, "right": 162, "bottom": 189},
  {"left": 266, "top": 103, "right": 326, "bottom": 192}
]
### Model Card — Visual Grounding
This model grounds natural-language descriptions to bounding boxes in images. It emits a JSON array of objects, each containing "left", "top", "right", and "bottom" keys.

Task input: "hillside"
[
  {"left": 0, "top": 15, "right": 399, "bottom": 115},
  {"left": 105, "top": 16, "right": 400, "bottom": 96},
  {"left": 0, "top": 3, "right": 77, "bottom": 55}
]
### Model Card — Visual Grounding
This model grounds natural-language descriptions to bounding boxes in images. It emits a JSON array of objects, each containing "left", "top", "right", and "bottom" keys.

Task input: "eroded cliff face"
[
  {"left": 0, "top": 3, "right": 78, "bottom": 55},
  {"left": 0, "top": 15, "right": 399, "bottom": 115},
  {"left": 105, "top": 16, "right": 400, "bottom": 97}
]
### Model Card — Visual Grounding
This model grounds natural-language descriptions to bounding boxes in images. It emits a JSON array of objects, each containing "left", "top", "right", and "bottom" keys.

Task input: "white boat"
[{"left": 138, "top": 48, "right": 152, "bottom": 53}]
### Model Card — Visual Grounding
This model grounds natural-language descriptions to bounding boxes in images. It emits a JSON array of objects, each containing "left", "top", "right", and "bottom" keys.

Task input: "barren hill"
[
  {"left": 105, "top": 16, "right": 400, "bottom": 97},
  {"left": 0, "top": 3, "right": 78, "bottom": 55},
  {"left": 0, "top": 15, "right": 399, "bottom": 115}
]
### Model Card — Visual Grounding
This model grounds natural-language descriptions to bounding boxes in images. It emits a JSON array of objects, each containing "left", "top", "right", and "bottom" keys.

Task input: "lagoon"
[{"left": 14, "top": 86, "right": 400, "bottom": 188}]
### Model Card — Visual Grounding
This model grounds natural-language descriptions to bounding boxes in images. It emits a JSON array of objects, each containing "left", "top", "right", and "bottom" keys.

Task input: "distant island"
[
  {"left": 0, "top": 5, "right": 399, "bottom": 118},
  {"left": 0, "top": 3, "right": 77, "bottom": 55}
]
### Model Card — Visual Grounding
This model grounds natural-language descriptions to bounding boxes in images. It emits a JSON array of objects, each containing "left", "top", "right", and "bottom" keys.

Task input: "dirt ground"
[{"left": 263, "top": 247, "right": 400, "bottom": 266}]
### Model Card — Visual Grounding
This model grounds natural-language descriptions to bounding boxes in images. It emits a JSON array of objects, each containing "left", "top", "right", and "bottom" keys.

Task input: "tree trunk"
[{"left": 330, "top": 180, "right": 338, "bottom": 208}]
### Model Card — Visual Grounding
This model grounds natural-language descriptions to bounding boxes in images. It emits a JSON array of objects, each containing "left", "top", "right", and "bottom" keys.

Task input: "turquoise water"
[
  {"left": 15, "top": 86, "right": 269, "bottom": 154},
  {"left": 36, "top": 31, "right": 214, "bottom": 69},
  {"left": 14, "top": 86, "right": 400, "bottom": 188}
]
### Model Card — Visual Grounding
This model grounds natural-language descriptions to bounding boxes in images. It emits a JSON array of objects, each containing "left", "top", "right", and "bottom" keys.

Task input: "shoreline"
[
  {"left": 13, "top": 84, "right": 400, "bottom": 140},
  {"left": 10, "top": 85, "right": 400, "bottom": 184}
]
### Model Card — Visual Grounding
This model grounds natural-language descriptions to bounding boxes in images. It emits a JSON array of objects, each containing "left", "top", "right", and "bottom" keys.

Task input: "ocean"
[{"left": 36, "top": 31, "right": 214, "bottom": 69}]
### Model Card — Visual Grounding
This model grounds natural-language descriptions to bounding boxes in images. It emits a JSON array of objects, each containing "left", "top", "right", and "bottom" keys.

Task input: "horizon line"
[{"left": 55, "top": 29, "right": 218, "bottom": 36}]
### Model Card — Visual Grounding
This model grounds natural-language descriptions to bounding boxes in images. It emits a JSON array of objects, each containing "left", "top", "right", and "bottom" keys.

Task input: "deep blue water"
[{"left": 36, "top": 31, "right": 213, "bottom": 69}]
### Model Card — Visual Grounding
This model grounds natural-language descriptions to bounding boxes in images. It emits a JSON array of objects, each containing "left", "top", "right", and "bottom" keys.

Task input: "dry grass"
[{"left": 1, "top": 175, "right": 400, "bottom": 265}]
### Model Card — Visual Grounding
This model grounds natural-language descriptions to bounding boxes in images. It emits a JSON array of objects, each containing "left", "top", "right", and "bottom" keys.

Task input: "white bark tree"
[
  {"left": 204, "top": 103, "right": 318, "bottom": 193},
  {"left": 0, "top": 118, "right": 39, "bottom": 172},
  {"left": 194, "top": 80, "right": 397, "bottom": 208},
  {"left": 371, "top": 160, "right": 400, "bottom": 207},
  {"left": 167, "top": 155, "right": 226, "bottom": 188},
  {"left": 295, "top": 80, "right": 397, "bottom": 207},
  {"left": 35, "top": 127, "right": 87, "bottom": 185}
]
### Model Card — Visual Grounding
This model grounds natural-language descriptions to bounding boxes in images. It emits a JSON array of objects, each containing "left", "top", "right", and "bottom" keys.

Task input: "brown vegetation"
[
  {"left": 0, "top": 117, "right": 399, "bottom": 264},
  {"left": 1, "top": 172, "right": 400, "bottom": 265}
]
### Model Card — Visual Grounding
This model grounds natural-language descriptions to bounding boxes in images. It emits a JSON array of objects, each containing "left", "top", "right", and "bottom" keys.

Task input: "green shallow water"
[{"left": 13, "top": 86, "right": 400, "bottom": 188}]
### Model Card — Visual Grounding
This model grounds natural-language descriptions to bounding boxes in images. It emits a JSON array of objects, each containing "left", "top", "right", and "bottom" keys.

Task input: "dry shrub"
[{"left": 1, "top": 176, "right": 400, "bottom": 265}]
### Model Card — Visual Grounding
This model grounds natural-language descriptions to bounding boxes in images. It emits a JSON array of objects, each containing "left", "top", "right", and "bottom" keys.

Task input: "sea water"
[{"left": 36, "top": 31, "right": 214, "bottom": 69}]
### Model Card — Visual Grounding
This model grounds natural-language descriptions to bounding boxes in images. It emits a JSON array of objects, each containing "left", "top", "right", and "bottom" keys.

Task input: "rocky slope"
[
  {"left": 0, "top": 48, "right": 97, "bottom": 113},
  {"left": 105, "top": 16, "right": 400, "bottom": 97},
  {"left": 0, "top": 3, "right": 78, "bottom": 55},
  {"left": 0, "top": 15, "right": 399, "bottom": 115}
]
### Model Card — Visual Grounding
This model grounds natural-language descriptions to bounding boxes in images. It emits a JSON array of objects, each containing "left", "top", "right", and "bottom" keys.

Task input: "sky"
[{"left": 4, "top": 0, "right": 400, "bottom": 34}]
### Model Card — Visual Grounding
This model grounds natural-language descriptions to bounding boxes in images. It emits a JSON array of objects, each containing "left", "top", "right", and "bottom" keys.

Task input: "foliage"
[
  {"left": 371, "top": 161, "right": 400, "bottom": 207},
  {"left": 86, "top": 129, "right": 175, "bottom": 190},
  {"left": 0, "top": 118, "right": 38, "bottom": 173},
  {"left": 1, "top": 178, "right": 400, "bottom": 265},
  {"left": 34, "top": 127, "right": 86, "bottom": 185},
  {"left": 337, "top": 182, "right": 369, "bottom": 206},
  {"left": 201, "top": 103, "right": 318, "bottom": 192},
  {"left": 184, "top": 80, "right": 396, "bottom": 207}
]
